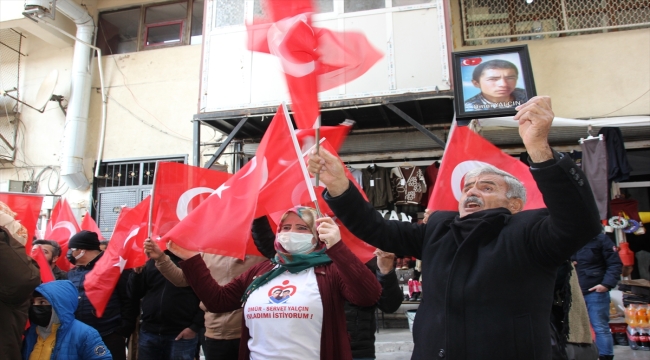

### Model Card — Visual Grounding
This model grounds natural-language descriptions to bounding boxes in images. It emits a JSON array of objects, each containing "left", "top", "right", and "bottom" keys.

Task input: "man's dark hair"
[
  {"left": 100, "top": 240, "right": 109, "bottom": 247},
  {"left": 33, "top": 239, "right": 62, "bottom": 257},
  {"left": 472, "top": 59, "right": 519, "bottom": 83}
]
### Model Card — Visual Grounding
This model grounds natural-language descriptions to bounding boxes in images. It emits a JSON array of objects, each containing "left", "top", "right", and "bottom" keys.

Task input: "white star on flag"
[
  {"left": 213, "top": 184, "right": 229, "bottom": 198},
  {"left": 114, "top": 256, "right": 127, "bottom": 273}
]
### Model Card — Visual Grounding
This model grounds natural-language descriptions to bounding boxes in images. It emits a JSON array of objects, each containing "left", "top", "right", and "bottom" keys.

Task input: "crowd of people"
[{"left": 0, "top": 96, "right": 625, "bottom": 360}]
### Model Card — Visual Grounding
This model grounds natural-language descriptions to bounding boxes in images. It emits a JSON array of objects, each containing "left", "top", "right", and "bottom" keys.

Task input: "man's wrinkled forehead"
[{"left": 462, "top": 174, "right": 505, "bottom": 188}]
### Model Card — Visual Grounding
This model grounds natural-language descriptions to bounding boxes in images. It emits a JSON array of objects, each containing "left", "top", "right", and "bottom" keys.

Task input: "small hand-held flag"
[
  {"left": 45, "top": 199, "right": 81, "bottom": 271},
  {"left": 84, "top": 198, "right": 150, "bottom": 317}
]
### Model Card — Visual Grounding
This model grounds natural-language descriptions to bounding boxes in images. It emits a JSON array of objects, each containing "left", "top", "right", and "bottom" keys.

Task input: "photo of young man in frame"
[{"left": 452, "top": 45, "right": 536, "bottom": 121}]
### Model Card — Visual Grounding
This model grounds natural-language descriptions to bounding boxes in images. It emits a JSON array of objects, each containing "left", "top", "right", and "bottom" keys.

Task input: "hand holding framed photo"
[{"left": 452, "top": 45, "right": 537, "bottom": 122}]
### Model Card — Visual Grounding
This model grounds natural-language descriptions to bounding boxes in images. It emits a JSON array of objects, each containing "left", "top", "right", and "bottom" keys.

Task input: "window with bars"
[
  {"left": 460, "top": 0, "right": 650, "bottom": 46},
  {"left": 95, "top": 157, "right": 185, "bottom": 188}
]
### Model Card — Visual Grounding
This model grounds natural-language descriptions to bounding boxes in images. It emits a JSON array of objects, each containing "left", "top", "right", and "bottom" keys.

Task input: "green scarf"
[{"left": 241, "top": 248, "right": 331, "bottom": 303}]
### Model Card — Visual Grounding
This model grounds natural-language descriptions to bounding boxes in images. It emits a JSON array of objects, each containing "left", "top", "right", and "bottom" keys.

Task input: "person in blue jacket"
[
  {"left": 22, "top": 280, "right": 112, "bottom": 360},
  {"left": 571, "top": 233, "right": 623, "bottom": 360}
]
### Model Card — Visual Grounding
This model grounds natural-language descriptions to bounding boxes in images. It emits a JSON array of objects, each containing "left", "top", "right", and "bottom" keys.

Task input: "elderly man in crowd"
[{"left": 308, "top": 96, "right": 602, "bottom": 360}]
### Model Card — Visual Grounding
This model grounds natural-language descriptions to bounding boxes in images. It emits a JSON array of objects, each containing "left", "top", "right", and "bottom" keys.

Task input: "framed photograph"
[{"left": 452, "top": 45, "right": 536, "bottom": 122}]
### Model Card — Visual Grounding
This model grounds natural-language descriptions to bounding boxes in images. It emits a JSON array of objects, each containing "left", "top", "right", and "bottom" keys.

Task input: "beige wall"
[
  {"left": 449, "top": 1, "right": 650, "bottom": 119},
  {"left": 0, "top": 0, "right": 214, "bottom": 212},
  {"left": 89, "top": 44, "right": 203, "bottom": 162}
]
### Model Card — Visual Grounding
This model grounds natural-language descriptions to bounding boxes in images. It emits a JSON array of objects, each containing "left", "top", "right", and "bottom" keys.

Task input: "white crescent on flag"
[
  {"left": 114, "top": 227, "right": 140, "bottom": 273},
  {"left": 451, "top": 160, "right": 491, "bottom": 201},
  {"left": 290, "top": 177, "right": 321, "bottom": 206},
  {"left": 176, "top": 187, "right": 214, "bottom": 220},
  {"left": 267, "top": 13, "right": 316, "bottom": 78},
  {"left": 52, "top": 221, "right": 78, "bottom": 238}
]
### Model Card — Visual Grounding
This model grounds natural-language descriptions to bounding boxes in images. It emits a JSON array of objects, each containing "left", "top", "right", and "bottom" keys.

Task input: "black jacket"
[
  {"left": 598, "top": 127, "right": 632, "bottom": 182},
  {"left": 67, "top": 252, "right": 137, "bottom": 337},
  {"left": 571, "top": 233, "right": 622, "bottom": 295},
  {"left": 345, "top": 257, "right": 403, "bottom": 359},
  {"left": 128, "top": 251, "right": 204, "bottom": 335},
  {"left": 52, "top": 265, "right": 67, "bottom": 280},
  {"left": 325, "top": 153, "right": 602, "bottom": 360}
]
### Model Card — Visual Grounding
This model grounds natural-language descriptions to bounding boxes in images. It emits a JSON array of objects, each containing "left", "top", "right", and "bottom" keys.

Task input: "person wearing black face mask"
[
  {"left": 23, "top": 281, "right": 112, "bottom": 359},
  {"left": 66, "top": 230, "right": 138, "bottom": 360}
]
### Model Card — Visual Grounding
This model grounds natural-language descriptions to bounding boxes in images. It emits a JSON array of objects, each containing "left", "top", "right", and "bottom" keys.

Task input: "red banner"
[{"left": 0, "top": 192, "right": 44, "bottom": 251}]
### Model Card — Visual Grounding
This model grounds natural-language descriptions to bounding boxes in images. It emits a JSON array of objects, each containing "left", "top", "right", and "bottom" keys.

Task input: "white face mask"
[{"left": 277, "top": 232, "right": 316, "bottom": 254}]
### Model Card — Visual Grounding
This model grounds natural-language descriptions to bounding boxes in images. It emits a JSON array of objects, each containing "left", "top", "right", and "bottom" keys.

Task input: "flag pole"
[
  {"left": 281, "top": 102, "right": 323, "bottom": 217},
  {"left": 148, "top": 161, "right": 159, "bottom": 241},
  {"left": 314, "top": 115, "right": 321, "bottom": 190}
]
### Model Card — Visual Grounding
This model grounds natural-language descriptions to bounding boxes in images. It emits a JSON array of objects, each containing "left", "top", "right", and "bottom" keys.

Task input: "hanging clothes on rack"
[
  {"left": 598, "top": 127, "right": 633, "bottom": 182},
  {"left": 420, "top": 162, "right": 439, "bottom": 208},
  {"left": 579, "top": 130, "right": 608, "bottom": 220},
  {"left": 390, "top": 165, "right": 427, "bottom": 206},
  {"left": 348, "top": 166, "right": 364, "bottom": 190},
  {"left": 361, "top": 165, "right": 393, "bottom": 209}
]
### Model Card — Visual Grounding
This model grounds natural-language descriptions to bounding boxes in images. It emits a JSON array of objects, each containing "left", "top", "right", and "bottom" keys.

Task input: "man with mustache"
[
  {"left": 308, "top": 96, "right": 602, "bottom": 360},
  {"left": 32, "top": 239, "right": 68, "bottom": 280}
]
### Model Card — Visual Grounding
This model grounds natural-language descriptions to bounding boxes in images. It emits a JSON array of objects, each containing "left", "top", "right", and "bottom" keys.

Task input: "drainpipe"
[
  {"left": 56, "top": 0, "right": 94, "bottom": 190},
  {"left": 25, "top": 0, "right": 95, "bottom": 190}
]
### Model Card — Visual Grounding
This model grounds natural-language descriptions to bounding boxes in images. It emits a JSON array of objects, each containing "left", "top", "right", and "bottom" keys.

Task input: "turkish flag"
[
  {"left": 151, "top": 162, "right": 231, "bottom": 242},
  {"left": 247, "top": 0, "right": 382, "bottom": 129},
  {"left": 31, "top": 246, "right": 55, "bottom": 283},
  {"left": 45, "top": 199, "right": 81, "bottom": 271},
  {"left": 84, "top": 197, "right": 149, "bottom": 317},
  {"left": 163, "top": 106, "right": 296, "bottom": 259},
  {"left": 81, "top": 211, "right": 105, "bottom": 240},
  {"left": 256, "top": 139, "right": 376, "bottom": 263},
  {"left": 295, "top": 123, "right": 352, "bottom": 153},
  {"left": 428, "top": 126, "right": 545, "bottom": 212},
  {"left": 43, "top": 200, "right": 60, "bottom": 239},
  {"left": 0, "top": 193, "right": 43, "bottom": 251}
]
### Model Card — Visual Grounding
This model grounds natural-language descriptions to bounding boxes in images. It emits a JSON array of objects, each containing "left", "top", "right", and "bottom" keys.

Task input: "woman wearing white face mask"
[{"left": 169, "top": 206, "right": 382, "bottom": 360}]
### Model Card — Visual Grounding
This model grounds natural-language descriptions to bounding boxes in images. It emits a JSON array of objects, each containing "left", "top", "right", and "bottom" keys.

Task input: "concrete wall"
[
  {"left": 0, "top": 0, "right": 214, "bottom": 218},
  {"left": 449, "top": 1, "right": 650, "bottom": 119}
]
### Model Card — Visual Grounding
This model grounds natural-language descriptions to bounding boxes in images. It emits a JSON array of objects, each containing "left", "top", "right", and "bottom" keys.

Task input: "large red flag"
[
  {"left": 81, "top": 211, "right": 105, "bottom": 240},
  {"left": 0, "top": 192, "right": 44, "bottom": 251},
  {"left": 45, "top": 199, "right": 81, "bottom": 271},
  {"left": 151, "top": 162, "right": 231, "bottom": 241},
  {"left": 84, "top": 198, "right": 149, "bottom": 317},
  {"left": 428, "top": 126, "right": 545, "bottom": 212},
  {"left": 247, "top": 0, "right": 382, "bottom": 129},
  {"left": 256, "top": 139, "right": 376, "bottom": 263},
  {"left": 31, "top": 246, "right": 55, "bottom": 283},
  {"left": 162, "top": 107, "right": 296, "bottom": 259}
]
